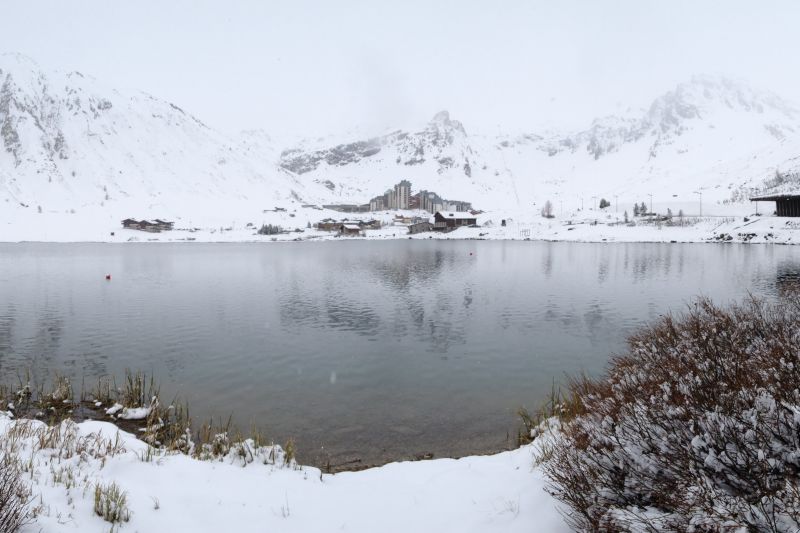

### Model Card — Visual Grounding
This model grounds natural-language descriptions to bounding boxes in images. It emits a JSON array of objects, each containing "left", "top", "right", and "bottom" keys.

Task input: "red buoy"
[{"left": 105, "top": 274, "right": 112, "bottom": 280}]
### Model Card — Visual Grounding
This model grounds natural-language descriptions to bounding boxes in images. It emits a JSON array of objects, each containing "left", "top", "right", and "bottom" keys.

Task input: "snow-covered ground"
[
  {"left": 3, "top": 54, "right": 800, "bottom": 246},
  {"left": 3, "top": 199, "right": 798, "bottom": 245},
  {"left": 0, "top": 412, "right": 567, "bottom": 533}
]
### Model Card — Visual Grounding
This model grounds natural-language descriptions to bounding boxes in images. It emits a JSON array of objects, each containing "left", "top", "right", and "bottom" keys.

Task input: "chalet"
[
  {"left": 339, "top": 223, "right": 363, "bottom": 236},
  {"left": 750, "top": 193, "right": 800, "bottom": 217},
  {"left": 316, "top": 219, "right": 340, "bottom": 231},
  {"left": 393, "top": 214, "right": 415, "bottom": 225},
  {"left": 360, "top": 219, "right": 382, "bottom": 230},
  {"left": 408, "top": 221, "right": 433, "bottom": 234},
  {"left": 433, "top": 211, "right": 477, "bottom": 230},
  {"left": 153, "top": 219, "right": 175, "bottom": 230},
  {"left": 121, "top": 218, "right": 174, "bottom": 232}
]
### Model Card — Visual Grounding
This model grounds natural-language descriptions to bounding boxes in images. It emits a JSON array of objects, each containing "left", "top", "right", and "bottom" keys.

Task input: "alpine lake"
[{"left": 1, "top": 240, "right": 797, "bottom": 467}]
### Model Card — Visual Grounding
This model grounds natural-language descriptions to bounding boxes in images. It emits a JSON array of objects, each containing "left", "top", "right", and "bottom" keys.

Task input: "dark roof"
[
  {"left": 750, "top": 193, "right": 800, "bottom": 201},
  {"left": 434, "top": 211, "right": 476, "bottom": 220}
]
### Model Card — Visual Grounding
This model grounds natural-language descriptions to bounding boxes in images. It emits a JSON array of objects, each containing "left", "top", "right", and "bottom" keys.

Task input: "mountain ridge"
[{"left": 2, "top": 55, "right": 800, "bottom": 217}]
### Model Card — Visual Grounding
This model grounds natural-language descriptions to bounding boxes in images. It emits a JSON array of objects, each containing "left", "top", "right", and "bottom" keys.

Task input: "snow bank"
[{"left": 0, "top": 413, "right": 568, "bottom": 533}]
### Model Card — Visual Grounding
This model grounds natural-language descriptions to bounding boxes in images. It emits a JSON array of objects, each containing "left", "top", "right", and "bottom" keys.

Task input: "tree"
[
  {"left": 599, "top": 198, "right": 610, "bottom": 209},
  {"left": 678, "top": 209, "right": 684, "bottom": 218},
  {"left": 624, "top": 210, "right": 629, "bottom": 223},
  {"left": 541, "top": 200, "right": 554, "bottom": 218},
  {"left": 667, "top": 208, "right": 673, "bottom": 218},
  {"left": 258, "top": 224, "right": 284, "bottom": 235},
  {"left": 640, "top": 201, "right": 648, "bottom": 215},
  {"left": 633, "top": 204, "right": 640, "bottom": 217}
]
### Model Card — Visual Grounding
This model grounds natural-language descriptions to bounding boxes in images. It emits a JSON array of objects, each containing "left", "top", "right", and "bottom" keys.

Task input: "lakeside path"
[{"left": 1, "top": 413, "right": 569, "bottom": 533}]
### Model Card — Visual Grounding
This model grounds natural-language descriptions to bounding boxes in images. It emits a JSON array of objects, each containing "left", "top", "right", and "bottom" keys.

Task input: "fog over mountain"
[{"left": 5, "top": 1, "right": 800, "bottom": 139}]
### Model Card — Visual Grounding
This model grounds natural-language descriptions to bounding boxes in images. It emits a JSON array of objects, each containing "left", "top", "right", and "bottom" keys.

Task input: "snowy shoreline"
[
  {"left": 0, "top": 412, "right": 568, "bottom": 533},
  {"left": 2, "top": 205, "right": 798, "bottom": 245}
]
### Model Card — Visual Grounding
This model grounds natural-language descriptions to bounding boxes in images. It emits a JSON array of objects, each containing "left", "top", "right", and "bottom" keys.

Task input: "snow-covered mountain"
[
  {"left": 0, "top": 53, "right": 325, "bottom": 218},
  {"left": 280, "top": 75, "right": 800, "bottom": 211},
  {"left": 2, "top": 53, "right": 800, "bottom": 224},
  {"left": 279, "top": 110, "right": 505, "bottom": 206}
]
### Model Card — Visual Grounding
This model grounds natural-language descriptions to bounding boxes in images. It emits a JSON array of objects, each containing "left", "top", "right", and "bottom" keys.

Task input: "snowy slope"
[
  {"left": 281, "top": 75, "right": 800, "bottom": 212},
  {"left": 0, "top": 53, "right": 327, "bottom": 221}
]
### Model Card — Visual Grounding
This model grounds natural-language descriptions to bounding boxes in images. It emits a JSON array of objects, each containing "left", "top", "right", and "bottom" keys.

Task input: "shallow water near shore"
[{"left": 0, "top": 241, "right": 797, "bottom": 466}]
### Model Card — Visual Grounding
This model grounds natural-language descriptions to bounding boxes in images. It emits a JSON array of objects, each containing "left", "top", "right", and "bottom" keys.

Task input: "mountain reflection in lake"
[{"left": 0, "top": 241, "right": 796, "bottom": 466}]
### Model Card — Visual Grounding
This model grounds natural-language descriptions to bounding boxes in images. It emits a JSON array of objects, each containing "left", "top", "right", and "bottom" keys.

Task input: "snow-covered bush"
[{"left": 540, "top": 297, "right": 800, "bottom": 532}]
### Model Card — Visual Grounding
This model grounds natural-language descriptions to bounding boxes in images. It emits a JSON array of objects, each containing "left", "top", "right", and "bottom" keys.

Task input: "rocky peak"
[
  {"left": 645, "top": 75, "right": 797, "bottom": 134},
  {"left": 427, "top": 110, "right": 467, "bottom": 137}
]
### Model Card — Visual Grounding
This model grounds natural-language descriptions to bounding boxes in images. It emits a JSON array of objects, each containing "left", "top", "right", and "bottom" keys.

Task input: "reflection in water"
[
  {"left": 0, "top": 241, "right": 796, "bottom": 466},
  {"left": 0, "top": 311, "right": 15, "bottom": 360},
  {"left": 776, "top": 263, "right": 800, "bottom": 296}
]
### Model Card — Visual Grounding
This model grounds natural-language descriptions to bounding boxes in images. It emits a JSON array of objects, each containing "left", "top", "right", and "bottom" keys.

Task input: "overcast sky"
[{"left": 3, "top": 1, "right": 800, "bottom": 140}]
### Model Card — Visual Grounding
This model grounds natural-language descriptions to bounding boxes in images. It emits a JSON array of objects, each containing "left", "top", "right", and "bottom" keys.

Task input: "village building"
[
  {"left": 393, "top": 180, "right": 411, "bottom": 209},
  {"left": 153, "top": 219, "right": 175, "bottom": 230},
  {"left": 339, "top": 223, "right": 363, "bottom": 236},
  {"left": 316, "top": 218, "right": 341, "bottom": 231},
  {"left": 418, "top": 190, "right": 444, "bottom": 214},
  {"left": 364, "top": 180, "right": 475, "bottom": 215},
  {"left": 408, "top": 221, "right": 434, "bottom": 234},
  {"left": 369, "top": 195, "right": 386, "bottom": 211},
  {"left": 443, "top": 200, "right": 472, "bottom": 212},
  {"left": 121, "top": 218, "right": 174, "bottom": 232},
  {"left": 322, "top": 203, "right": 370, "bottom": 213},
  {"left": 433, "top": 211, "right": 477, "bottom": 230},
  {"left": 750, "top": 193, "right": 800, "bottom": 217},
  {"left": 359, "top": 219, "right": 382, "bottom": 230}
]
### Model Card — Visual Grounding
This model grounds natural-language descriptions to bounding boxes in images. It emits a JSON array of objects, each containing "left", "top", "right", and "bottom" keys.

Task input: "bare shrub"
[
  {"left": 540, "top": 297, "right": 800, "bottom": 532},
  {"left": 0, "top": 457, "right": 31, "bottom": 533}
]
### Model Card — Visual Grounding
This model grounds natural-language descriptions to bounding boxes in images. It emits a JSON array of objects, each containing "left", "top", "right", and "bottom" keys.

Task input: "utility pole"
[
  {"left": 694, "top": 191, "right": 702, "bottom": 217},
  {"left": 591, "top": 196, "right": 598, "bottom": 210},
  {"left": 614, "top": 195, "right": 618, "bottom": 213},
  {"left": 648, "top": 193, "right": 653, "bottom": 215}
]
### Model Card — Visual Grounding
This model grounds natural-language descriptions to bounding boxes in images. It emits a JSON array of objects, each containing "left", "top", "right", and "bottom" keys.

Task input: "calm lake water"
[{"left": 0, "top": 241, "right": 797, "bottom": 466}]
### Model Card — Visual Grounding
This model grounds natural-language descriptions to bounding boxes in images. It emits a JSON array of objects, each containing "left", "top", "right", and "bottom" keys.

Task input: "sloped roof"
[
  {"left": 750, "top": 193, "right": 800, "bottom": 201},
  {"left": 435, "top": 211, "right": 476, "bottom": 220}
]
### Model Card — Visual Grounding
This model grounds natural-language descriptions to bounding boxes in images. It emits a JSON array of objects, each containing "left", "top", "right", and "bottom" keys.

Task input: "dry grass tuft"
[
  {"left": 94, "top": 482, "right": 130, "bottom": 524},
  {"left": 0, "top": 456, "right": 31, "bottom": 533}
]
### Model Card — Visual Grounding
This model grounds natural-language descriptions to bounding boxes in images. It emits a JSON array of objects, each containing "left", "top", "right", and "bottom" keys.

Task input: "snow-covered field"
[
  {"left": 0, "top": 412, "right": 567, "bottom": 533},
  {"left": 3, "top": 200, "right": 798, "bottom": 245}
]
